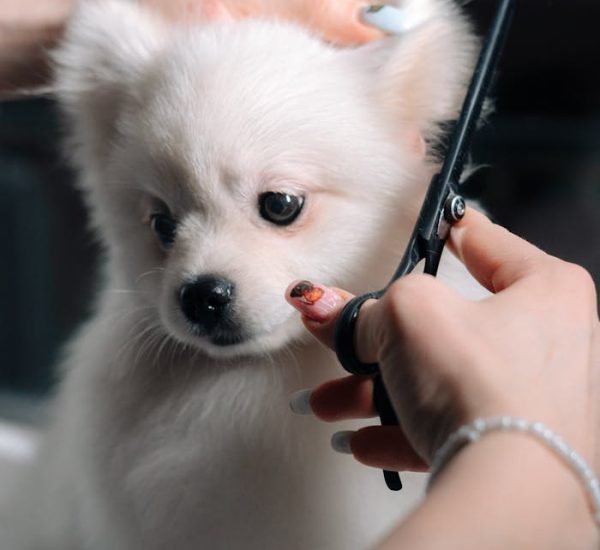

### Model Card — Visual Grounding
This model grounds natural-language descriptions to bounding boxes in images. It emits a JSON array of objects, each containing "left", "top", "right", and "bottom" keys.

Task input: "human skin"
[
  {"left": 143, "top": 0, "right": 383, "bottom": 43},
  {"left": 286, "top": 209, "right": 600, "bottom": 549},
  {"left": 0, "top": 0, "right": 382, "bottom": 96},
  {"left": 0, "top": 0, "right": 74, "bottom": 95}
]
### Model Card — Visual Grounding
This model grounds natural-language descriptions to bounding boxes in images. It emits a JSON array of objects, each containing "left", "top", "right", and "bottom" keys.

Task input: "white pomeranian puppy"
[{"left": 2, "top": 0, "right": 484, "bottom": 548}]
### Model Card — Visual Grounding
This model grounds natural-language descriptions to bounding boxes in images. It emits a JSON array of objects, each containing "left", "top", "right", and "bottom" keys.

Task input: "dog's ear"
[
  {"left": 53, "top": 0, "right": 168, "bottom": 157},
  {"left": 350, "top": 0, "right": 478, "bottom": 145}
]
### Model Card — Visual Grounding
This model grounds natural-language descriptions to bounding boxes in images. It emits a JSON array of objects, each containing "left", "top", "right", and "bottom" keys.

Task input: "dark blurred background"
[{"left": 1, "top": 0, "right": 599, "bottom": 396}]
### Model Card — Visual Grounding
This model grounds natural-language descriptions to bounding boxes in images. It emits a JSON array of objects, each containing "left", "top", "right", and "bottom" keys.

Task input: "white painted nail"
[
  {"left": 360, "top": 5, "right": 408, "bottom": 35},
  {"left": 331, "top": 431, "right": 355, "bottom": 455},
  {"left": 360, "top": 4, "right": 430, "bottom": 35},
  {"left": 289, "top": 389, "right": 313, "bottom": 415}
]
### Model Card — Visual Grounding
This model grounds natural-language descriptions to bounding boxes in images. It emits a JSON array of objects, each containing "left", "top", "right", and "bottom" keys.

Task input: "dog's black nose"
[{"left": 179, "top": 276, "right": 235, "bottom": 333}]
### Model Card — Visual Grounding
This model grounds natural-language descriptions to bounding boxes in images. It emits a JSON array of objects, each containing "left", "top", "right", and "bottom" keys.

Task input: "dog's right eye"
[
  {"left": 150, "top": 211, "right": 177, "bottom": 248},
  {"left": 258, "top": 192, "right": 305, "bottom": 226}
]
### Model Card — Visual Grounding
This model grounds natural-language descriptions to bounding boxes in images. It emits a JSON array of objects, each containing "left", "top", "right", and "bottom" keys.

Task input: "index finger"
[
  {"left": 285, "top": 282, "right": 355, "bottom": 350},
  {"left": 449, "top": 209, "right": 550, "bottom": 293}
]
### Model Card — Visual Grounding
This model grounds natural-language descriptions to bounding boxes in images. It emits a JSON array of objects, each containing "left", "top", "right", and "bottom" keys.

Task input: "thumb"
[
  {"left": 449, "top": 208, "right": 549, "bottom": 293},
  {"left": 285, "top": 280, "right": 358, "bottom": 350}
]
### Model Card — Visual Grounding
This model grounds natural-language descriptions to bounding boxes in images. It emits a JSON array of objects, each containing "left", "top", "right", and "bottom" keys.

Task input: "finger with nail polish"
[
  {"left": 310, "top": 375, "right": 377, "bottom": 422},
  {"left": 331, "top": 430, "right": 356, "bottom": 455},
  {"left": 289, "top": 389, "right": 314, "bottom": 416},
  {"left": 289, "top": 376, "right": 377, "bottom": 421},
  {"left": 286, "top": 280, "right": 344, "bottom": 323},
  {"left": 332, "top": 427, "right": 428, "bottom": 472},
  {"left": 285, "top": 281, "right": 355, "bottom": 349}
]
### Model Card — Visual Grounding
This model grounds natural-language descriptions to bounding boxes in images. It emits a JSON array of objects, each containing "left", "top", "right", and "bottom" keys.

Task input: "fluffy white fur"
[{"left": 1, "top": 1, "right": 484, "bottom": 548}]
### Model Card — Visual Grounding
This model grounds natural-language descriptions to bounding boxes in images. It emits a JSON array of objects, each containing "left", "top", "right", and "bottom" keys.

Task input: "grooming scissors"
[{"left": 335, "top": 0, "right": 516, "bottom": 491}]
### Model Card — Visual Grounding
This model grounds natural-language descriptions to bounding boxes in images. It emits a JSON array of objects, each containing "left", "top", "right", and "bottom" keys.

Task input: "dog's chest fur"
[{"left": 25, "top": 304, "right": 424, "bottom": 550}]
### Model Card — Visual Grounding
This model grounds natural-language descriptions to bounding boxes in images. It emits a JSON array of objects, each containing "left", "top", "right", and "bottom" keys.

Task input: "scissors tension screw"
[{"left": 444, "top": 194, "right": 466, "bottom": 224}]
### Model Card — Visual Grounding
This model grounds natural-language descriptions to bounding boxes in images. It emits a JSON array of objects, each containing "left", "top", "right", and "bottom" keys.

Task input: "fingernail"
[
  {"left": 360, "top": 4, "right": 430, "bottom": 35},
  {"left": 331, "top": 431, "right": 355, "bottom": 455},
  {"left": 286, "top": 280, "right": 343, "bottom": 323},
  {"left": 360, "top": 5, "right": 407, "bottom": 34},
  {"left": 289, "top": 389, "right": 313, "bottom": 415}
]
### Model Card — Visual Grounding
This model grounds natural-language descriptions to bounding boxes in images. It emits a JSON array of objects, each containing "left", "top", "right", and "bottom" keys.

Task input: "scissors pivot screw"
[{"left": 444, "top": 194, "right": 466, "bottom": 224}]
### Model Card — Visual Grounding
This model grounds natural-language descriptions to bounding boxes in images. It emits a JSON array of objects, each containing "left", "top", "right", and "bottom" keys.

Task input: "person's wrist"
[
  {"left": 427, "top": 431, "right": 599, "bottom": 549},
  {"left": 455, "top": 392, "right": 594, "bottom": 471}
]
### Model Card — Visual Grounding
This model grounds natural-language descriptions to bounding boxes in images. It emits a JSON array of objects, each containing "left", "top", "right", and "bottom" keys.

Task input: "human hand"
[
  {"left": 1, "top": 0, "right": 382, "bottom": 96},
  {"left": 285, "top": 209, "right": 600, "bottom": 473},
  {"left": 142, "top": 0, "right": 384, "bottom": 44}
]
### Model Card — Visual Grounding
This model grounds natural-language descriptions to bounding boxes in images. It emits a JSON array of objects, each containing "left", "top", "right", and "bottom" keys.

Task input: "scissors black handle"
[{"left": 334, "top": 0, "right": 515, "bottom": 491}]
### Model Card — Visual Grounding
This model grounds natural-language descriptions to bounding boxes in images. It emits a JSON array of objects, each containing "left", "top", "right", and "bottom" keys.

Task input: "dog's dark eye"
[
  {"left": 150, "top": 211, "right": 177, "bottom": 247},
  {"left": 258, "top": 192, "right": 304, "bottom": 226}
]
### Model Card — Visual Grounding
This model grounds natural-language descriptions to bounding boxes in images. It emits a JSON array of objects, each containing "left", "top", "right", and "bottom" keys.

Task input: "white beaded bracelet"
[{"left": 427, "top": 416, "right": 600, "bottom": 527}]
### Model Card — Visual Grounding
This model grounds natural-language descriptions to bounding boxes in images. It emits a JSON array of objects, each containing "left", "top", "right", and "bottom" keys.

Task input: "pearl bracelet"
[{"left": 427, "top": 416, "right": 600, "bottom": 527}]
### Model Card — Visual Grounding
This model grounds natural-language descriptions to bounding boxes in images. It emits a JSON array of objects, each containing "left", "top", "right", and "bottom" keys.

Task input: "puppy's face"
[
  {"left": 55, "top": 1, "right": 475, "bottom": 359},
  {"left": 102, "top": 26, "right": 410, "bottom": 358}
]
